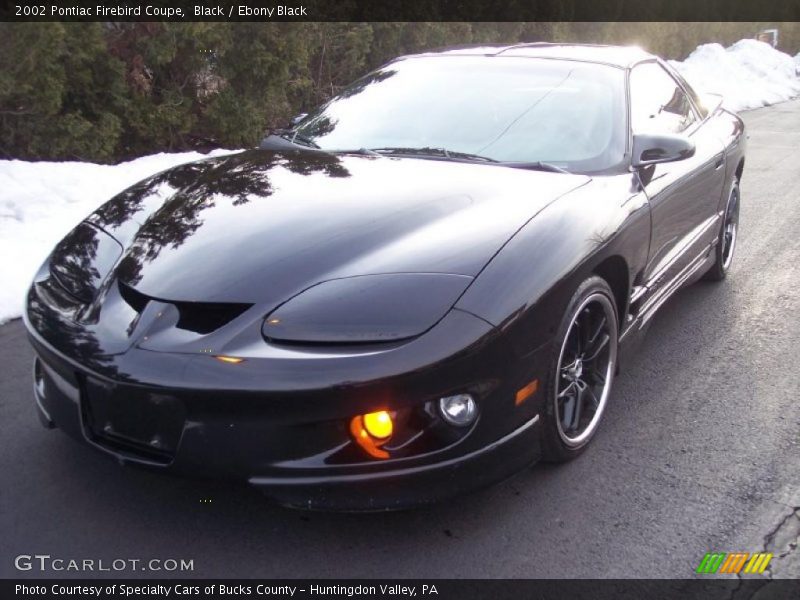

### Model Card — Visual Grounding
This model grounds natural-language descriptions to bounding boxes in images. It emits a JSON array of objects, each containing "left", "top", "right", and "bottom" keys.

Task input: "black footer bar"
[{"left": 5, "top": 579, "right": 800, "bottom": 600}]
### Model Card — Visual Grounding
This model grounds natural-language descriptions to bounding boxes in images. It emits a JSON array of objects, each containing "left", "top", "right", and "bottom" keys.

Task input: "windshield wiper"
[
  {"left": 367, "top": 148, "right": 569, "bottom": 173},
  {"left": 368, "top": 147, "right": 499, "bottom": 163},
  {"left": 505, "top": 161, "right": 570, "bottom": 174}
]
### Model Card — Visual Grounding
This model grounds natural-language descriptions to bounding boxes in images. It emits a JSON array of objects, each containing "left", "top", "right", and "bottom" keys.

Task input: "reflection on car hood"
[{"left": 89, "top": 149, "right": 589, "bottom": 305}]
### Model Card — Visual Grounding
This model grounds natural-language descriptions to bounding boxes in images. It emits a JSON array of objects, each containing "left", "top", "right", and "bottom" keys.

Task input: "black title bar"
[{"left": 2, "top": 0, "right": 800, "bottom": 22}]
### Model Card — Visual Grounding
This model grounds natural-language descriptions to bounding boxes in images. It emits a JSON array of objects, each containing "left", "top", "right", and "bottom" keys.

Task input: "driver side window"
[{"left": 629, "top": 62, "right": 697, "bottom": 135}]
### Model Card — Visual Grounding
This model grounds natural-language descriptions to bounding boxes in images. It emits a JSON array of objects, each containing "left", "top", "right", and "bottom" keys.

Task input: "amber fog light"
[
  {"left": 363, "top": 410, "right": 393, "bottom": 439},
  {"left": 438, "top": 394, "right": 477, "bottom": 427},
  {"left": 350, "top": 410, "right": 394, "bottom": 459}
]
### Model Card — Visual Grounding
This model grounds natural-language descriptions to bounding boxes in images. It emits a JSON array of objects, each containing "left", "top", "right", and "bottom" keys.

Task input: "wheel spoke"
[
  {"left": 577, "top": 309, "right": 593, "bottom": 354},
  {"left": 585, "top": 384, "right": 600, "bottom": 411},
  {"left": 561, "top": 358, "right": 579, "bottom": 374},
  {"left": 589, "top": 367, "right": 606, "bottom": 386},
  {"left": 584, "top": 333, "right": 610, "bottom": 362},
  {"left": 561, "top": 390, "right": 576, "bottom": 430},
  {"left": 568, "top": 318, "right": 583, "bottom": 356},
  {"left": 558, "top": 380, "right": 577, "bottom": 398},
  {"left": 569, "top": 379, "right": 587, "bottom": 431},
  {"left": 588, "top": 315, "right": 606, "bottom": 346}
]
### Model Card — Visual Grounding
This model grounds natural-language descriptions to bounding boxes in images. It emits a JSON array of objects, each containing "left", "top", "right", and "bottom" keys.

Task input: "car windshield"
[{"left": 294, "top": 55, "right": 628, "bottom": 173}]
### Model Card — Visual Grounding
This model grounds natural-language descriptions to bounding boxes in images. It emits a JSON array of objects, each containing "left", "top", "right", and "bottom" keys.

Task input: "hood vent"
[{"left": 118, "top": 280, "right": 251, "bottom": 335}]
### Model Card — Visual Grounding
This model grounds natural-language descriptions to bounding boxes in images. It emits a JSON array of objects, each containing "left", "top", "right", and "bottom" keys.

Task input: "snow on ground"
[
  {"left": 1, "top": 38, "right": 799, "bottom": 324},
  {"left": 670, "top": 39, "right": 800, "bottom": 111},
  {"left": 0, "top": 149, "right": 238, "bottom": 324}
]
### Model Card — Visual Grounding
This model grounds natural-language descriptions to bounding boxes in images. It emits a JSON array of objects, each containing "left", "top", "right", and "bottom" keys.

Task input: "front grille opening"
[
  {"left": 92, "top": 429, "right": 174, "bottom": 464},
  {"left": 118, "top": 280, "right": 251, "bottom": 334},
  {"left": 118, "top": 280, "right": 149, "bottom": 312}
]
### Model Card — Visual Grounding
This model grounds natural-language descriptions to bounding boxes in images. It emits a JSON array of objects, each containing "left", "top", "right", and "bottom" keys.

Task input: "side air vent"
[{"left": 118, "top": 280, "right": 251, "bottom": 334}]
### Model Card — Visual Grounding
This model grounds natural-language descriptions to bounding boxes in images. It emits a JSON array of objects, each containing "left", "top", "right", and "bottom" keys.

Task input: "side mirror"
[
  {"left": 631, "top": 133, "right": 695, "bottom": 168},
  {"left": 290, "top": 113, "right": 308, "bottom": 127}
]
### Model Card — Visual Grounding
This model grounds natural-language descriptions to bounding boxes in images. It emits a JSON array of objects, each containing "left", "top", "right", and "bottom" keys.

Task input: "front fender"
[{"left": 455, "top": 174, "right": 651, "bottom": 359}]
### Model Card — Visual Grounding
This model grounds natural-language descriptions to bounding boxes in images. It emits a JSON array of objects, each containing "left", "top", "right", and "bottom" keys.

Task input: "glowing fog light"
[
  {"left": 438, "top": 394, "right": 477, "bottom": 427},
  {"left": 350, "top": 410, "right": 394, "bottom": 459},
  {"left": 362, "top": 410, "right": 393, "bottom": 439}
]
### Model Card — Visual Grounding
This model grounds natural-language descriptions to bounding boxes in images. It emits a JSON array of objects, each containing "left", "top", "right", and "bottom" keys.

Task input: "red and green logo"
[{"left": 696, "top": 552, "right": 773, "bottom": 574}]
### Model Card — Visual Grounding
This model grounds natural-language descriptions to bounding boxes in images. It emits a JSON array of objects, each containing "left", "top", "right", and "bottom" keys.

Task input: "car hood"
[{"left": 86, "top": 149, "right": 588, "bottom": 308}]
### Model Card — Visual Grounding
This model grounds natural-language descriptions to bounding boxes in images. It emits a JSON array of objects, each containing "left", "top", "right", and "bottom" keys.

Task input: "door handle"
[{"left": 714, "top": 155, "right": 724, "bottom": 170}]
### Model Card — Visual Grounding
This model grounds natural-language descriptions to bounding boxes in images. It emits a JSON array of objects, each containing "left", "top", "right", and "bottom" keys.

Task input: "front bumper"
[
  {"left": 26, "top": 277, "right": 549, "bottom": 510},
  {"left": 250, "top": 414, "right": 540, "bottom": 510}
]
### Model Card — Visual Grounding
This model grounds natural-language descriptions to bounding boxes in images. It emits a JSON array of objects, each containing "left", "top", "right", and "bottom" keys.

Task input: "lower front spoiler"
[{"left": 250, "top": 414, "right": 542, "bottom": 511}]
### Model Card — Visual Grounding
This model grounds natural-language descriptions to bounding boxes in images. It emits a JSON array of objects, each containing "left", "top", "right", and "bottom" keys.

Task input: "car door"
[{"left": 629, "top": 61, "right": 726, "bottom": 300}]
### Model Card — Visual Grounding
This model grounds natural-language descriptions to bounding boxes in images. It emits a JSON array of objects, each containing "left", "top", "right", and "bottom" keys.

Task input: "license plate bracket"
[{"left": 81, "top": 376, "right": 186, "bottom": 464}]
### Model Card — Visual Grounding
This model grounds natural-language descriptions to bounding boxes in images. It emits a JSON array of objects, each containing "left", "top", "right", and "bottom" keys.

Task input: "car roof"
[{"left": 400, "top": 43, "right": 656, "bottom": 69}]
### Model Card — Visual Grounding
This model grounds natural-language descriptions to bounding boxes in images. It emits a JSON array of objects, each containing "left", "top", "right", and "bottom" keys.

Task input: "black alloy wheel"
[{"left": 542, "top": 276, "right": 618, "bottom": 461}]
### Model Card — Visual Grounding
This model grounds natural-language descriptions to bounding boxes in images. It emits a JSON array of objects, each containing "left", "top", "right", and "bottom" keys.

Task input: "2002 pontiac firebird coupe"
[{"left": 25, "top": 44, "right": 745, "bottom": 510}]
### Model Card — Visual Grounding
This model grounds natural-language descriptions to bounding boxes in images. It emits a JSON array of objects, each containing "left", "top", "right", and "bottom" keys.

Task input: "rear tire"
[
  {"left": 704, "top": 180, "right": 740, "bottom": 282},
  {"left": 541, "top": 276, "right": 619, "bottom": 463}
]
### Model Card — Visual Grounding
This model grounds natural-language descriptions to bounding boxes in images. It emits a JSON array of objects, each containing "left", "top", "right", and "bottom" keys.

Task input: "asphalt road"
[{"left": 2, "top": 100, "right": 799, "bottom": 581}]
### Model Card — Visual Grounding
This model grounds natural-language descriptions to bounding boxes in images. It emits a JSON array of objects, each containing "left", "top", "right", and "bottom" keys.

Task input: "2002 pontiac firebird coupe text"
[{"left": 25, "top": 44, "right": 745, "bottom": 510}]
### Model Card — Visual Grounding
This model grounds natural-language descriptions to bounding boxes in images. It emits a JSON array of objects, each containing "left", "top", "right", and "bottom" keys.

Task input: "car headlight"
[{"left": 262, "top": 273, "right": 472, "bottom": 344}]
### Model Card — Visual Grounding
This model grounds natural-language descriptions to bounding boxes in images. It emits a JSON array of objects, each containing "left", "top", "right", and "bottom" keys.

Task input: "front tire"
[
  {"left": 704, "top": 179, "right": 740, "bottom": 281},
  {"left": 541, "top": 276, "right": 619, "bottom": 462}
]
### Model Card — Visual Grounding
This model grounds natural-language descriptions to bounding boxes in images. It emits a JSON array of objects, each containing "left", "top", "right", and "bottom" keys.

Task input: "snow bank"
[
  {"left": 0, "top": 149, "right": 238, "bottom": 324},
  {"left": 670, "top": 39, "right": 800, "bottom": 112}
]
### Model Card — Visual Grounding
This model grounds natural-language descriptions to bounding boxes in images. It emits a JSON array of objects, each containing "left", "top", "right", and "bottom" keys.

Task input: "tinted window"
[
  {"left": 629, "top": 62, "right": 697, "bottom": 134},
  {"left": 295, "top": 56, "right": 627, "bottom": 173},
  {"left": 665, "top": 65, "right": 708, "bottom": 119}
]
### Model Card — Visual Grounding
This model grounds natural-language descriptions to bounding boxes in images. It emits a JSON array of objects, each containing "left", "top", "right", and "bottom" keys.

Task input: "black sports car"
[{"left": 25, "top": 44, "right": 745, "bottom": 510}]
